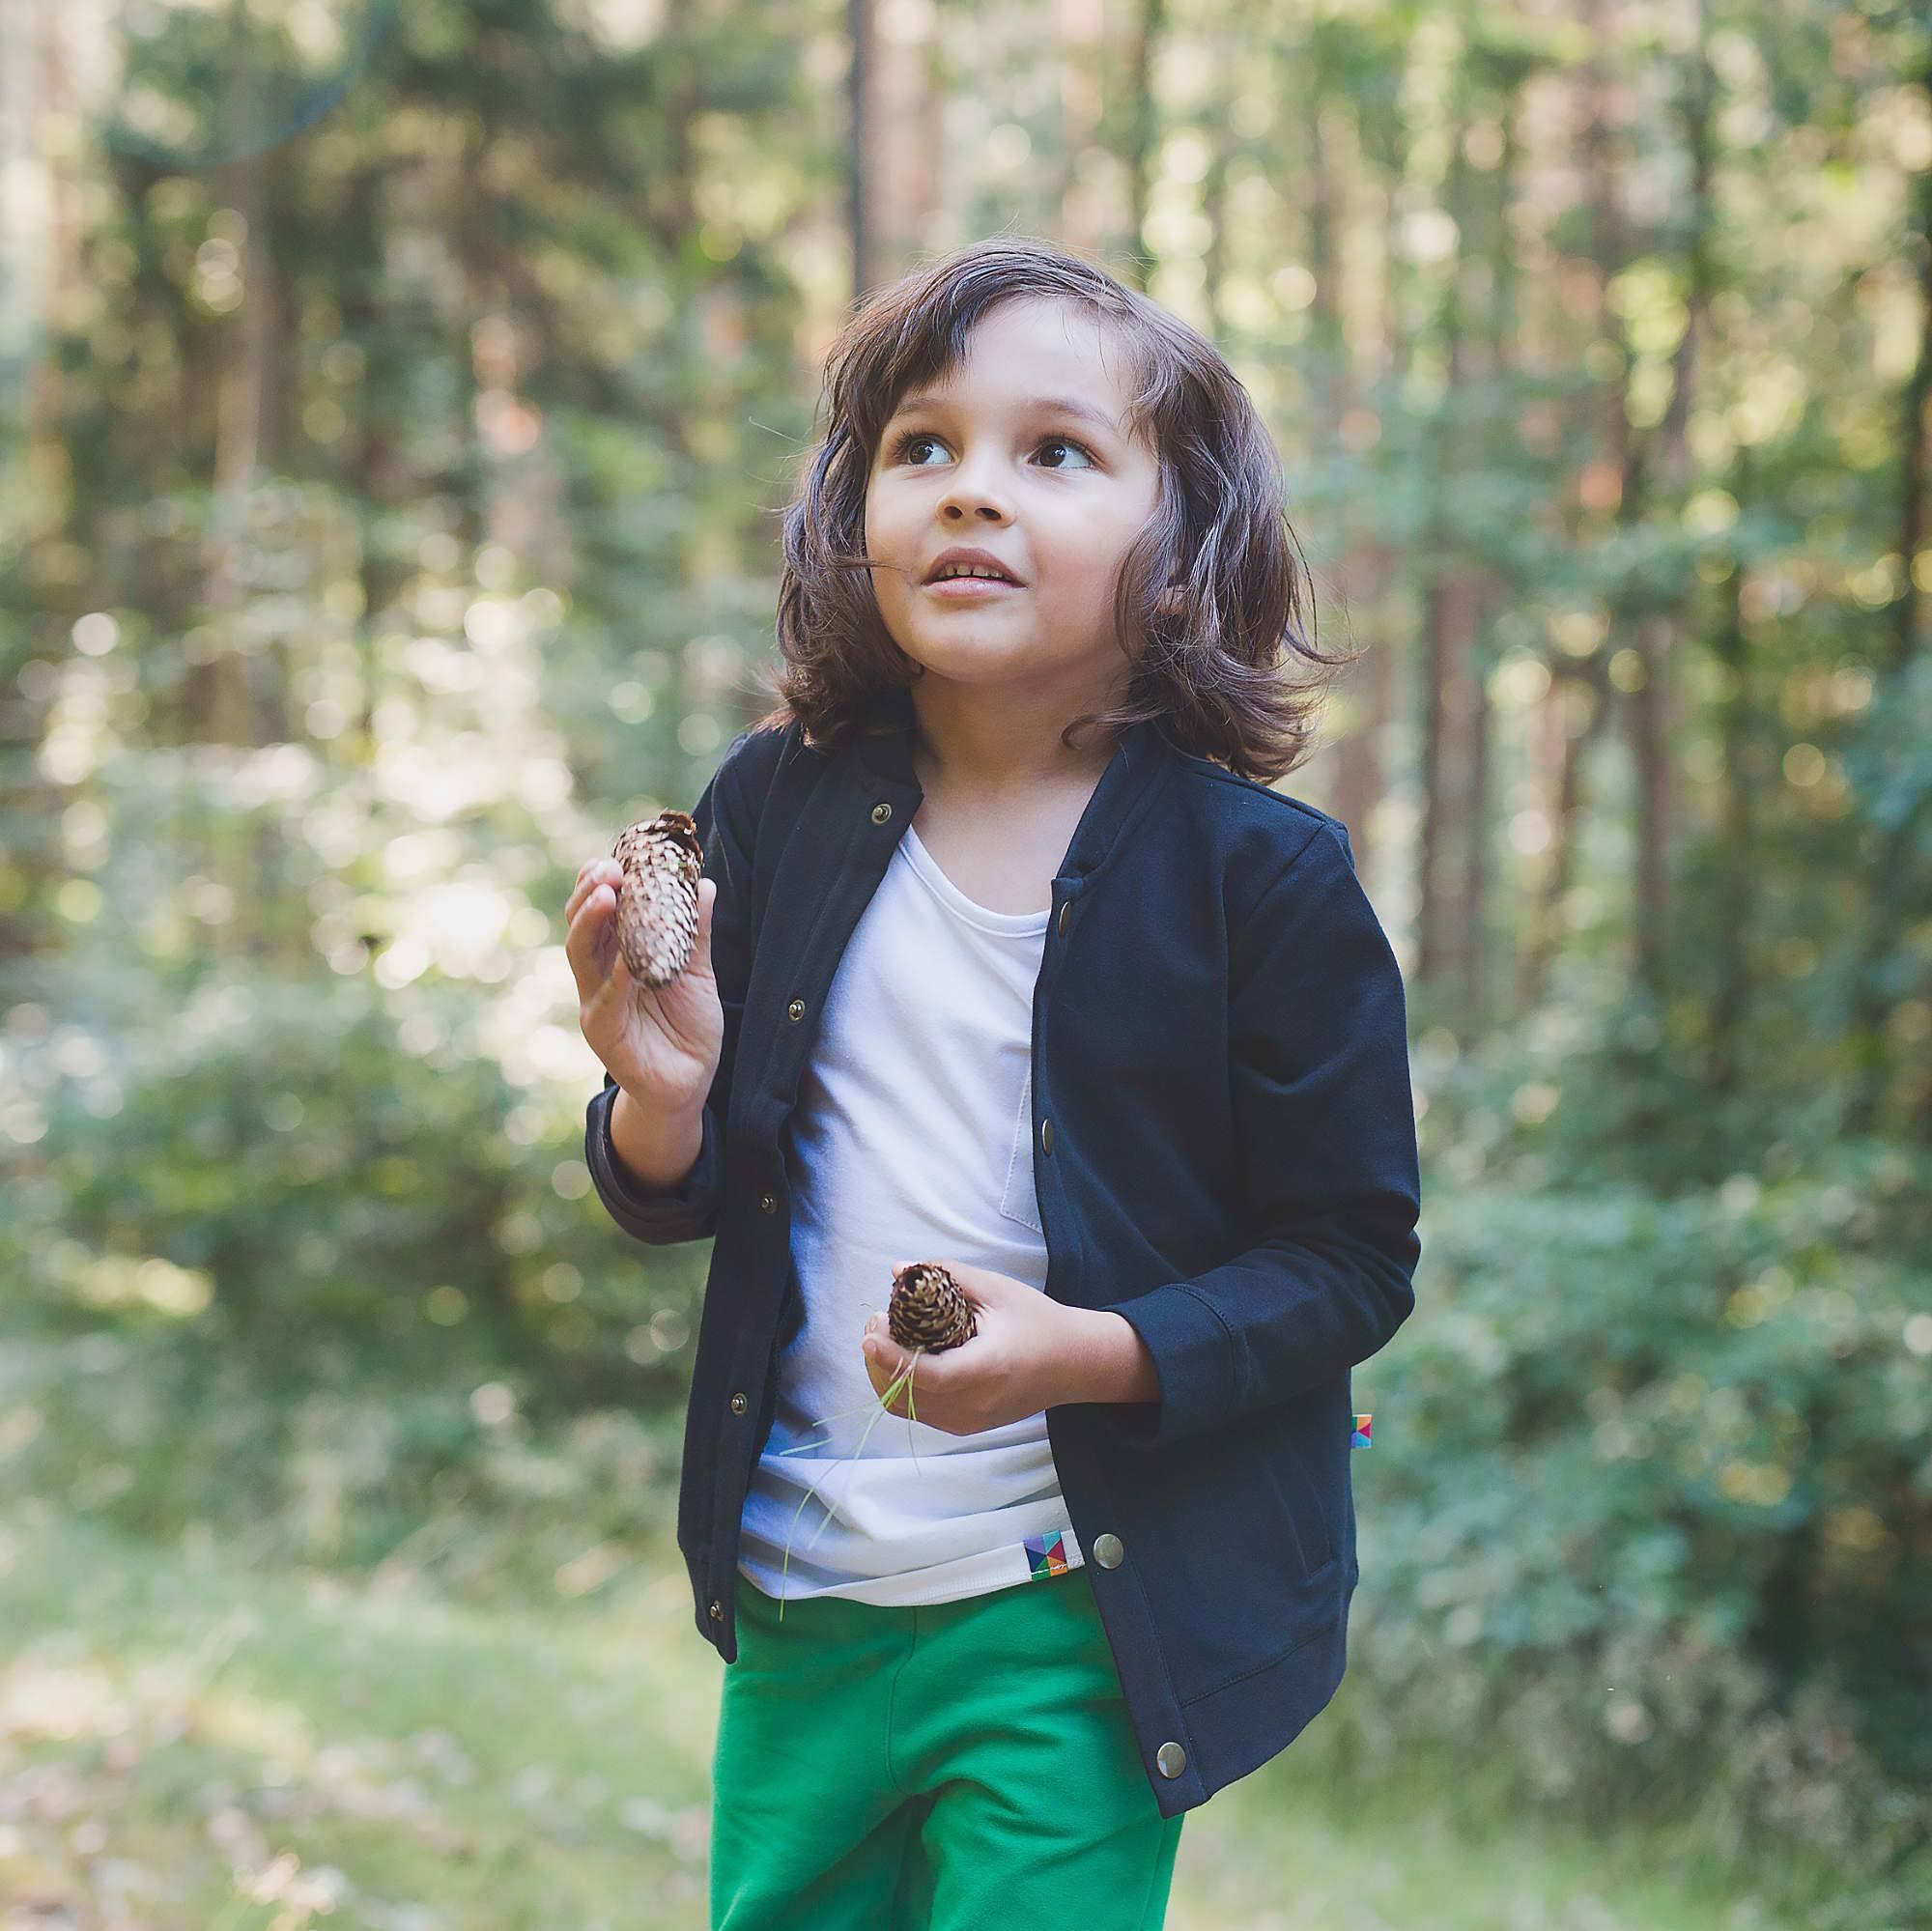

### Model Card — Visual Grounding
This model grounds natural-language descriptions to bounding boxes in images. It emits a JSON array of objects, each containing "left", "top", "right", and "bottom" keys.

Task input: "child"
[{"left": 568, "top": 236, "right": 1422, "bottom": 1931}]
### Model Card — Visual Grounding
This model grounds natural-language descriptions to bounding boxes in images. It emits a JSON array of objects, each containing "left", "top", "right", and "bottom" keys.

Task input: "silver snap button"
[
  {"left": 729, "top": 1391, "right": 749, "bottom": 1415},
  {"left": 787, "top": 998, "right": 806, "bottom": 1022},
  {"left": 1156, "top": 1741, "right": 1186, "bottom": 1778},
  {"left": 709, "top": 1598, "right": 724, "bottom": 1620},
  {"left": 1093, "top": 1532, "right": 1122, "bottom": 1568},
  {"left": 759, "top": 1193, "right": 777, "bottom": 1213},
  {"left": 1039, "top": 1117, "right": 1054, "bottom": 1156},
  {"left": 871, "top": 802, "right": 893, "bottom": 823}
]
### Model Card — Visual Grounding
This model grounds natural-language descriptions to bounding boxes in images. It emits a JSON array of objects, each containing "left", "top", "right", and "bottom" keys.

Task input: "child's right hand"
[{"left": 566, "top": 857, "right": 723, "bottom": 1117}]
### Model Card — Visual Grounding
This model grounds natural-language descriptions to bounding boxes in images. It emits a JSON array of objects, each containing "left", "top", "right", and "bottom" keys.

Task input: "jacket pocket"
[
  {"left": 998, "top": 1065, "right": 1043, "bottom": 1235},
  {"left": 1115, "top": 1432, "right": 1344, "bottom": 1705},
  {"left": 1264, "top": 1440, "right": 1337, "bottom": 1580}
]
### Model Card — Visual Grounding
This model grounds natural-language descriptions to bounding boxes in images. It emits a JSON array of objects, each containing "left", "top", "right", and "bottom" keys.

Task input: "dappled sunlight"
[
  {"left": 0, "top": 1519, "right": 714, "bottom": 1924},
  {"left": 5, "top": 0, "right": 1928, "bottom": 1917}
]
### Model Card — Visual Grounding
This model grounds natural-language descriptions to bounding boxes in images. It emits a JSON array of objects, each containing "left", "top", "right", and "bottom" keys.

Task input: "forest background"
[{"left": 2, "top": 1, "right": 1929, "bottom": 1926}]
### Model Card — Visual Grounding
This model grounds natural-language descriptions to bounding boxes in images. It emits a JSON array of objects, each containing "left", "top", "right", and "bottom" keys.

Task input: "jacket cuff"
[
  {"left": 1090, "top": 1282, "right": 1236, "bottom": 1447},
  {"left": 584, "top": 1078, "right": 721, "bottom": 1245}
]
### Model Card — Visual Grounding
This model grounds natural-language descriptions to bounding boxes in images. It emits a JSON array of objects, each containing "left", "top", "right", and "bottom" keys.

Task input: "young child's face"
[{"left": 864, "top": 298, "right": 1162, "bottom": 713}]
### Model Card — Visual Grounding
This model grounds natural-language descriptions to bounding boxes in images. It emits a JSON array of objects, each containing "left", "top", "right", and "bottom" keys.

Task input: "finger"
[
  {"left": 876, "top": 1342, "right": 939, "bottom": 1402},
  {"left": 567, "top": 859, "right": 620, "bottom": 923},
  {"left": 564, "top": 895, "right": 596, "bottom": 995},
  {"left": 865, "top": 1331, "right": 921, "bottom": 1398},
  {"left": 867, "top": 1351, "right": 902, "bottom": 1411},
  {"left": 877, "top": 1358, "right": 916, "bottom": 1416},
  {"left": 568, "top": 881, "right": 627, "bottom": 1000},
  {"left": 688, "top": 875, "right": 717, "bottom": 975},
  {"left": 565, "top": 884, "right": 612, "bottom": 973}
]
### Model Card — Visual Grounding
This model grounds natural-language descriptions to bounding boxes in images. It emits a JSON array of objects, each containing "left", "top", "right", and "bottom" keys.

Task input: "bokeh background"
[{"left": 3, "top": 2, "right": 1929, "bottom": 1926}]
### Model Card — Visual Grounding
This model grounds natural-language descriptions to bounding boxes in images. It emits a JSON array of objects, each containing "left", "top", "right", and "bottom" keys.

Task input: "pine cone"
[
  {"left": 887, "top": 1262, "right": 977, "bottom": 1354},
  {"left": 611, "top": 809, "right": 702, "bottom": 988}
]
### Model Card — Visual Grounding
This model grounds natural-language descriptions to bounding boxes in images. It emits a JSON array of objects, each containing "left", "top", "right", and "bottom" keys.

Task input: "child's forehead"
[
  {"left": 884, "top": 300, "right": 1144, "bottom": 413},
  {"left": 875, "top": 335, "right": 1150, "bottom": 454}
]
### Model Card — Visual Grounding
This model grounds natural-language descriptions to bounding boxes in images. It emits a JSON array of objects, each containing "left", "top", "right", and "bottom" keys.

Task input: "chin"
[
  {"left": 894, "top": 608, "right": 1036, "bottom": 647},
  {"left": 901, "top": 638, "right": 1044, "bottom": 683}
]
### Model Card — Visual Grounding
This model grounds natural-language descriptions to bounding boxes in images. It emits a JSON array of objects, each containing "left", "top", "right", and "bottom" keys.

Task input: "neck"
[{"left": 905, "top": 681, "right": 1124, "bottom": 796}]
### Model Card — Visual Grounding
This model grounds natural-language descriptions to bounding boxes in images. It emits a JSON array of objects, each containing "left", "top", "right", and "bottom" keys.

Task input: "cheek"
[
  {"left": 1035, "top": 527, "right": 1125, "bottom": 597},
  {"left": 865, "top": 492, "right": 912, "bottom": 576}
]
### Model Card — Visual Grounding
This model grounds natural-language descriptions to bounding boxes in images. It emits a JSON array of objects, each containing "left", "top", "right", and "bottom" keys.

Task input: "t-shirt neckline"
[{"left": 898, "top": 823, "right": 1052, "bottom": 937}]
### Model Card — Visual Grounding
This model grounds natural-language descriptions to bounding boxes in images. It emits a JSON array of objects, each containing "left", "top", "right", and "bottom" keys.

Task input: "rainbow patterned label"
[
  {"left": 1024, "top": 1530, "right": 1071, "bottom": 1579},
  {"left": 1351, "top": 1412, "right": 1373, "bottom": 1448}
]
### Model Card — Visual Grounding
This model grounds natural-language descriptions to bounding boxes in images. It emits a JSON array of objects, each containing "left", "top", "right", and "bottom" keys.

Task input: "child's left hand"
[{"left": 862, "top": 1261, "right": 1083, "bottom": 1435}]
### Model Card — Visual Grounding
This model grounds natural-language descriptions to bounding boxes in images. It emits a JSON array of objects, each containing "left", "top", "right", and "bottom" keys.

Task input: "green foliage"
[
  {"left": 2, "top": 974, "right": 709, "bottom": 1410},
  {"left": 5, "top": 0, "right": 1932, "bottom": 1905},
  {"left": 1347, "top": 1065, "right": 1932, "bottom": 1902},
  {"left": 0, "top": 1319, "right": 686, "bottom": 1603}
]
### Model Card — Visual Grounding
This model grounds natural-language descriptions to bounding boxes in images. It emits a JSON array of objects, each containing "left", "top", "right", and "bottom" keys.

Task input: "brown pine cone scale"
[
  {"left": 611, "top": 809, "right": 702, "bottom": 988},
  {"left": 887, "top": 1262, "right": 977, "bottom": 1353}
]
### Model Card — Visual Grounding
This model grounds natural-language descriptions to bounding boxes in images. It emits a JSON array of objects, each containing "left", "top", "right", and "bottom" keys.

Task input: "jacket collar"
[{"left": 847, "top": 694, "right": 1178, "bottom": 886}]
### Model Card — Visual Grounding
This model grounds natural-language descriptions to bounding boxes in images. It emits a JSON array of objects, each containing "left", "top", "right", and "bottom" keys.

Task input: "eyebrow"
[{"left": 884, "top": 392, "right": 1123, "bottom": 440}]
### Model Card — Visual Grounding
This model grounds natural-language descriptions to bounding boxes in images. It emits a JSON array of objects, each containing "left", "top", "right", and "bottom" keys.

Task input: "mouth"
[
  {"left": 922, "top": 550, "right": 1025, "bottom": 590},
  {"left": 923, "top": 574, "right": 1023, "bottom": 598}
]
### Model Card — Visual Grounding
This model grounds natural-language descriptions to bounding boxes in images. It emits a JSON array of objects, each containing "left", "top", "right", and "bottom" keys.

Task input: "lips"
[
  {"left": 923, "top": 573, "right": 1022, "bottom": 598},
  {"left": 923, "top": 547, "right": 1024, "bottom": 586}
]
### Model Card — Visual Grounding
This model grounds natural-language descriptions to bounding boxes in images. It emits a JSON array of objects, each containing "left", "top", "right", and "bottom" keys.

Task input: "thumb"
[
  {"left": 948, "top": 1263, "right": 1016, "bottom": 1304},
  {"left": 690, "top": 874, "right": 718, "bottom": 974}
]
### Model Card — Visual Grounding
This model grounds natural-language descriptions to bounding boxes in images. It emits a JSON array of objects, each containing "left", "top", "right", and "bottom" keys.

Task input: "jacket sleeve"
[
  {"left": 1093, "top": 820, "right": 1421, "bottom": 1444},
  {"left": 583, "top": 726, "right": 762, "bottom": 1245}
]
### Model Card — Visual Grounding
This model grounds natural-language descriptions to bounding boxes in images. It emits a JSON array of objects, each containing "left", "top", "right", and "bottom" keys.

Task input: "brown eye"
[{"left": 1037, "top": 437, "right": 1095, "bottom": 470}]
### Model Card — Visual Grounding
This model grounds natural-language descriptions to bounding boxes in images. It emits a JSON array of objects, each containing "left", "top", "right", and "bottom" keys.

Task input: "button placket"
[{"left": 1088, "top": 1534, "right": 1183, "bottom": 1780}]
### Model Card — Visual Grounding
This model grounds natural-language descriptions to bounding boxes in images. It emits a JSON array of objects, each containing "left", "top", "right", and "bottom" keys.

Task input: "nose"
[
  {"left": 937, "top": 455, "right": 1013, "bottom": 525},
  {"left": 942, "top": 495, "right": 1010, "bottom": 524}
]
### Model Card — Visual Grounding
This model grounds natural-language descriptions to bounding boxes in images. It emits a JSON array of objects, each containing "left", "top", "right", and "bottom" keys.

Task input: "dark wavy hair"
[{"left": 752, "top": 234, "right": 1357, "bottom": 781}]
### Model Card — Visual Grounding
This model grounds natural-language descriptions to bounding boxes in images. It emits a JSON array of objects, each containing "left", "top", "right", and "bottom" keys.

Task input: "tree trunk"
[
  {"left": 1708, "top": 456, "right": 1754, "bottom": 1093},
  {"left": 1121, "top": 0, "right": 1166, "bottom": 285},
  {"left": 848, "top": 0, "right": 876, "bottom": 300},
  {"left": 1056, "top": 0, "right": 1106, "bottom": 252},
  {"left": 869, "top": 0, "right": 936, "bottom": 275},
  {"left": 1849, "top": 71, "right": 1932, "bottom": 1129}
]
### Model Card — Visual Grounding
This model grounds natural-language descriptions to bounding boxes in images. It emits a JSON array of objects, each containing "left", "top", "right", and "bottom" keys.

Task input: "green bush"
[
  {"left": 3, "top": 971, "right": 709, "bottom": 1401},
  {"left": 1345, "top": 1139, "right": 1932, "bottom": 1906}
]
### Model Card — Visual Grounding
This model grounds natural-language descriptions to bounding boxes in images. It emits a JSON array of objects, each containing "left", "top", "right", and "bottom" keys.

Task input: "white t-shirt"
[{"left": 735, "top": 820, "right": 1086, "bottom": 1604}]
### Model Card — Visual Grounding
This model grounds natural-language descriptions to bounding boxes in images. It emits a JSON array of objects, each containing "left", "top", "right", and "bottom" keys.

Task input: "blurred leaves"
[{"left": 3, "top": 0, "right": 1932, "bottom": 1913}]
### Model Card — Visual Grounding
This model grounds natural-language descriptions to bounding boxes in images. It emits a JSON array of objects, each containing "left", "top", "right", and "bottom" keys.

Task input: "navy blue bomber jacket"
[{"left": 584, "top": 696, "right": 1422, "bottom": 1820}]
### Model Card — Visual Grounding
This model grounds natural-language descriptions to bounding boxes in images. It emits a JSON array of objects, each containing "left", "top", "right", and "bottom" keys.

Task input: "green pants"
[{"left": 710, "top": 1564, "right": 1185, "bottom": 1930}]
